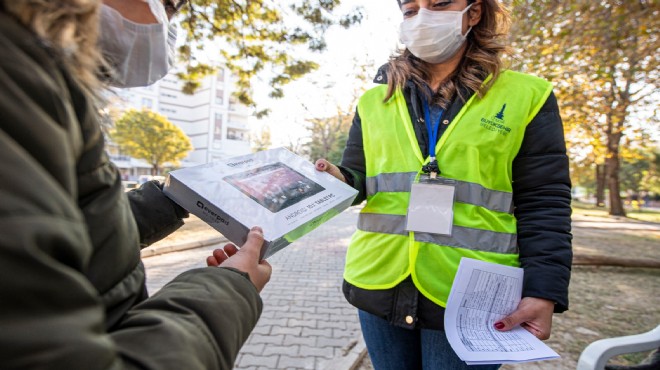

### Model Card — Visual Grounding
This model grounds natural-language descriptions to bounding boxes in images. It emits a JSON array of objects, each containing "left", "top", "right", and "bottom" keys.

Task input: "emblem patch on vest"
[{"left": 479, "top": 104, "right": 511, "bottom": 136}]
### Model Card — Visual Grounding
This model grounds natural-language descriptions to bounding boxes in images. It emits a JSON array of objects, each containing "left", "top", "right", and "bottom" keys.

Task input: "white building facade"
[{"left": 110, "top": 68, "right": 252, "bottom": 175}]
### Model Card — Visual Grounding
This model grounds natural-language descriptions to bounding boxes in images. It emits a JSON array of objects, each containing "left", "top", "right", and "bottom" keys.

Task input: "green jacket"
[{"left": 0, "top": 13, "right": 261, "bottom": 369}]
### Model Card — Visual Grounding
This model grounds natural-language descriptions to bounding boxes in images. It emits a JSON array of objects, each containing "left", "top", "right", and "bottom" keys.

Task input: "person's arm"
[
  {"left": 0, "top": 113, "right": 263, "bottom": 370},
  {"left": 0, "top": 31, "right": 262, "bottom": 369},
  {"left": 110, "top": 231, "right": 269, "bottom": 370},
  {"left": 495, "top": 92, "right": 572, "bottom": 339},
  {"left": 126, "top": 180, "right": 190, "bottom": 248}
]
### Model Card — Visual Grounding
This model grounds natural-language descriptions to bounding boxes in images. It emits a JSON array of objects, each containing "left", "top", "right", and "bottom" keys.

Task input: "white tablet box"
[{"left": 163, "top": 147, "right": 358, "bottom": 259}]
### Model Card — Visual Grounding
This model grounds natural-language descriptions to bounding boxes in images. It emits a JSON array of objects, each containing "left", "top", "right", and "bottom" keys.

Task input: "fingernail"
[
  {"left": 251, "top": 226, "right": 263, "bottom": 235},
  {"left": 494, "top": 322, "right": 505, "bottom": 330}
]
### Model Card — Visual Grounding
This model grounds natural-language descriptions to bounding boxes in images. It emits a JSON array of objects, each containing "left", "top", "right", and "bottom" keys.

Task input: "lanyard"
[
  {"left": 421, "top": 97, "right": 444, "bottom": 176},
  {"left": 422, "top": 97, "right": 444, "bottom": 159}
]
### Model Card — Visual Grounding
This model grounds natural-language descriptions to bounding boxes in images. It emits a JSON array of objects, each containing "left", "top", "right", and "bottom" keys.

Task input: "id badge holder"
[{"left": 405, "top": 174, "right": 456, "bottom": 236}]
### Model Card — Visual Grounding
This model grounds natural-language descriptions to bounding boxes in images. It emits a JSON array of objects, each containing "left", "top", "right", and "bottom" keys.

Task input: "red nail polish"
[{"left": 494, "top": 322, "right": 505, "bottom": 330}]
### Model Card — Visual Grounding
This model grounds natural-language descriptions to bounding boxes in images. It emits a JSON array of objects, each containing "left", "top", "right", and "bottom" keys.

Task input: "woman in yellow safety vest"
[{"left": 316, "top": 0, "right": 572, "bottom": 369}]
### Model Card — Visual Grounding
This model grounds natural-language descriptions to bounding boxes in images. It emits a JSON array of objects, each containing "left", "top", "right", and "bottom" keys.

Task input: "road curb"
[{"left": 140, "top": 236, "right": 228, "bottom": 258}]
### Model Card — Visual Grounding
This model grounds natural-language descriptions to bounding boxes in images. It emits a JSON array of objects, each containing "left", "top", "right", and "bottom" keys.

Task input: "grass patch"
[
  {"left": 612, "top": 350, "right": 656, "bottom": 366},
  {"left": 626, "top": 210, "right": 660, "bottom": 223},
  {"left": 572, "top": 201, "right": 660, "bottom": 223}
]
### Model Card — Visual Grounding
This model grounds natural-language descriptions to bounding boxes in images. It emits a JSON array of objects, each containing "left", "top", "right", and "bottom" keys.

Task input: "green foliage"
[
  {"left": 620, "top": 147, "right": 657, "bottom": 194},
  {"left": 111, "top": 109, "right": 192, "bottom": 175},
  {"left": 304, "top": 111, "right": 351, "bottom": 164},
  {"left": 570, "top": 161, "right": 597, "bottom": 194},
  {"left": 176, "top": 0, "right": 363, "bottom": 108},
  {"left": 640, "top": 149, "right": 660, "bottom": 194}
]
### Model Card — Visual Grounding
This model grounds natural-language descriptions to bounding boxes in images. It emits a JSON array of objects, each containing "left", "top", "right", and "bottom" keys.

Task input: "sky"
[{"left": 248, "top": 0, "right": 404, "bottom": 147}]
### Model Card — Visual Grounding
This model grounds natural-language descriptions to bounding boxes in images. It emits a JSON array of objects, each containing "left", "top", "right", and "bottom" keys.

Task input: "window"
[
  {"left": 215, "top": 89, "right": 224, "bottom": 105},
  {"left": 229, "top": 96, "right": 238, "bottom": 111},
  {"left": 227, "top": 128, "right": 248, "bottom": 141},
  {"left": 141, "top": 98, "right": 153, "bottom": 109},
  {"left": 214, "top": 113, "right": 223, "bottom": 141},
  {"left": 216, "top": 70, "right": 224, "bottom": 82}
]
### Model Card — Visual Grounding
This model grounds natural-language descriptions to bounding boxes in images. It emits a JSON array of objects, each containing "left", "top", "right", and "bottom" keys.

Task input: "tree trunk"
[
  {"left": 606, "top": 152, "right": 626, "bottom": 217},
  {"left": 605, "top": 117, "right": 626, "bottom": 216},
  {"left": 595, "top": 163, "right": 606, "bottom": 207},
  {"left": 151, "top": 165, "right": 158, "bottom": 176}
]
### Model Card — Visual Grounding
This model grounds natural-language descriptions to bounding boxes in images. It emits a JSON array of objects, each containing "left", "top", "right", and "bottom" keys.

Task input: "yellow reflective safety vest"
[{"left": 345, "top": 70, "right": 553, "bottom": 307}]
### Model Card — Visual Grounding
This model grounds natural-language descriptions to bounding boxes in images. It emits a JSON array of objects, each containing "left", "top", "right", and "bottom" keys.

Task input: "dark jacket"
[
  {"left": 338, "top": 65, "right": 572, "bottom": 330},
  {"left": 0, "top": 14, "right": 261, "bottom": 369}
]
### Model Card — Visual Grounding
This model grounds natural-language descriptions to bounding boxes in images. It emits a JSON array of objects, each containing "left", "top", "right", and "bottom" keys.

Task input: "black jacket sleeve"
[
  {"left": 512, "top": 92, "right": 573, "bottom": 313},
  {"left": 127, "top": 180, "right": 189, "bottom": 248},
  {"left": 339, "top": 108, "right": 368, "bottom": 205}
]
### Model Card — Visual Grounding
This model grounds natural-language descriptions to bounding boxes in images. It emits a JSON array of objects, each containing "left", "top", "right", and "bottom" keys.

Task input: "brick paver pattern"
[{"left": 143, "top": 207, "right": 363, "bottom": 370}]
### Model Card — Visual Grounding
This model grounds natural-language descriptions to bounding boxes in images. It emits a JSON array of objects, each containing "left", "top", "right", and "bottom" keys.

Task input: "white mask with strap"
[
  {"left": 99, "top": 0, "right": 177, "bottom": 87},
  {"left": 399, "top": 4, "right": 473, "bottom": 64}
]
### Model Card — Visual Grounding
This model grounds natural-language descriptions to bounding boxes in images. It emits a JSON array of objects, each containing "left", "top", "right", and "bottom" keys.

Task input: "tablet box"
[{"left": 163, "top": 147, "right": 358, "bottom": 259}]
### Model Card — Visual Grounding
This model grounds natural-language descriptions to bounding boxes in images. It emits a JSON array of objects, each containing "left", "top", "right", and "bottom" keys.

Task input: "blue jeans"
[{"left": 359, "top": 310, "right": 501, "bottom": 370}]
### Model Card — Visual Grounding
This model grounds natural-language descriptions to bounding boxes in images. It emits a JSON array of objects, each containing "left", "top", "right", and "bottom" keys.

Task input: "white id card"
[{"left": 405, "top": 178, "right": 456, "bottom": 236}]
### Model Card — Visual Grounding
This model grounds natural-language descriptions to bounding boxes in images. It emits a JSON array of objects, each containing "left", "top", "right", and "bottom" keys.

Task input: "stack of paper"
[{"left": 444, "top": 258, "right": 560, "bottom": 365}]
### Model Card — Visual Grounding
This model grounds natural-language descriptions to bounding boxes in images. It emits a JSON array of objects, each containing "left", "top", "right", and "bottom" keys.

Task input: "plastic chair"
[{"left": 577, "top": 325, "right": 660, "bottom": 370}]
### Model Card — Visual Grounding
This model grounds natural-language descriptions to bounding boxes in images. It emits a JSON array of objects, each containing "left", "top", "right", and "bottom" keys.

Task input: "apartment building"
[{"left": 109, "top": 68, "right": 252, "bottom": 180}]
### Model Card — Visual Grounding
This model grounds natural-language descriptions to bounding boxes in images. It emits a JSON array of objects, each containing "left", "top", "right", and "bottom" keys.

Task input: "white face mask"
[
  {"left": 399, "top": 4, "right": 473, "bottom": 64},
  {"left": 99, "top": 1, "right": 177, "bottom": 88}
]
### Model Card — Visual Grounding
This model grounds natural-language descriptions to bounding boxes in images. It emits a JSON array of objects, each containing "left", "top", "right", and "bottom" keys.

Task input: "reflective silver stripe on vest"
[
  {"left": 366, "top": 172, "right": 513, "bottom": 214},
  {"left": 357, "top": 213, "right": 517, "bottom": 254},
  {"left": 365, "top": 172, "right": 418, "bottom": 194}
]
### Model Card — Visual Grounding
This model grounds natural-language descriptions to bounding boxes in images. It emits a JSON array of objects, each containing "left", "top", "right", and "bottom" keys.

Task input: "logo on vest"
[{"left": 480, "top": 104, "right": 511, "bottom": 137}]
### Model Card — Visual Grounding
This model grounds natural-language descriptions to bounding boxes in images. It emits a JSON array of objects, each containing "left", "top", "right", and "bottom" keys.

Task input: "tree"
[
  {"left": 251, "top": 125, "right": 272, "bottom": 152},
  {"left": 641, "top": 149, "right": 660, "bottom": 195},
  {"left": 298, "top": 56, "right": 371, "bottom": 162},
  {"left": 620, "top": 148, "right": 656, "bottom": 197},
  {"left": 509, "top": 0, "right": 660, "bottom": 216},
  {"left": 304, "top": 109, "right": 352, "bottom": 163},
  {"left": 285, "top": 136, "right": 307, "bottom": 157},
  {"left": 111, "top": 109, "right": 192, "bottom": 175},
  {"left": 176, "top": 0, "right": 363, "bottom": 113}
]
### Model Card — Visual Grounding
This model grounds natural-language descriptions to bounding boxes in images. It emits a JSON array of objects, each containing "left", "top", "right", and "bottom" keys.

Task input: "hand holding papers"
[{"left": 444, "top": 258, "right": 560, "bottom": 365}]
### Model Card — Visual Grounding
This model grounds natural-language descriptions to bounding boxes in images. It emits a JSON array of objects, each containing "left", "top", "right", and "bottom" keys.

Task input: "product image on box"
[{"left": 223, "top": 162, "right": 325, "bottom": 213}]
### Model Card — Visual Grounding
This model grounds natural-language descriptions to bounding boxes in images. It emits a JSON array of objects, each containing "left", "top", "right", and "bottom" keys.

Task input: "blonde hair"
[
  {"left": 2, "top": 0, "right": 104, "bottom": 94},
  {"left": 386, "top": 0, "right": 511, "bottom": 107}
]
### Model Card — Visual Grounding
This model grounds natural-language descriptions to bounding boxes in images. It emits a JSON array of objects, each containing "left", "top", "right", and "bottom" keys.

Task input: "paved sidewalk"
[{"left": 142, "top": 207, "right": 364, "bottom": 370}]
